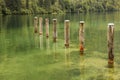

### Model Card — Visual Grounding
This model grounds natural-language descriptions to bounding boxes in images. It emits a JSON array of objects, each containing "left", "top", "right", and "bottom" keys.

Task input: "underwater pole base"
[
  {"left": 65, "top": 43, "right": 69, "bottom": 48},
  {"left": 80, "top": 45, "right": 84, "bottom": 55},
  {"left": 108, "top": 60, "right": 114, "bottom": 68}
]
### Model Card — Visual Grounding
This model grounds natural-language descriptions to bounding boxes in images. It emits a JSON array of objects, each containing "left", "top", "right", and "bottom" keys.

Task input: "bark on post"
[
  {"left": 34, "top": 17, "right": 38, "bottom": 33},
  {"left": 45, "top": 18, "right": 49, "bottom": 38},
  {"left": 79, "top": 21, "right": 85, "bottom": 55},
  {"left": 64, "top": 20, "right": 70, "bottom": 48},
  {"left": 39, "top": 17, "right": 43, "bottom": 35},
  {"left": 107, "top": 23, "right": 114, "bottom": 68},
  {"left": 53, "top": 19, "right": 57, "bottom": 42}
]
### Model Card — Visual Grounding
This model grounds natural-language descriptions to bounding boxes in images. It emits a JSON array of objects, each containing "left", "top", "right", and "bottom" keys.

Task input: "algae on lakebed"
[{"left": 1, "top": 12, "right": 120, "bottom": 80}]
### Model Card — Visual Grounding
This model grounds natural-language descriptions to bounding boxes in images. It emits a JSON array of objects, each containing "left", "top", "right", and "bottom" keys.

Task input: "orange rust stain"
[{"left": 80, "top": 45, "right": 84, "bottom": 51}]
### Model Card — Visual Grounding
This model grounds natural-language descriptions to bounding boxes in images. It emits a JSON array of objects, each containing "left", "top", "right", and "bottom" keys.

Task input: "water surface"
[{"left": 0, "top": 12, "right": 120, "bottom": 80}]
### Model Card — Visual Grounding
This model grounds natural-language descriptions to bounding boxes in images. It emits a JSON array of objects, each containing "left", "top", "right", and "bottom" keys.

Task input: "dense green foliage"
[{"left": 0, "top": 0, "right": 120, "bottom": 14}]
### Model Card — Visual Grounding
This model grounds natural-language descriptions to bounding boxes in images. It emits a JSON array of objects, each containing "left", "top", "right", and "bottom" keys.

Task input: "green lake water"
[{"left": 0, "top": 12, "right": 120, "bottom": 80}]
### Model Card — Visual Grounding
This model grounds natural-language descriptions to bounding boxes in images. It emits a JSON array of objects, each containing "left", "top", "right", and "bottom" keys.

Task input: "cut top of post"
[
  {"left": 65, "top": 20, "right": 70, "bottom": 22},
  {"left": 34, "top": 17, "right": 38, "bottom": 20},
  {"left": 80, "top": 21, "right": 85, "bottom": 27},
  {"left": 53, "top": 19, "right": 57, "bottom": 21},
  {"left": 34, "top": 17, "right": 38, "bottom": 24},
  {"left": 108, "top": 23, "right": 114, "bottom": 28},
  {"left": 80, "top": 21, "right": 85, "bottom": 24},
  {"left": 108, "top": 23, "right": 114, "bottom": 33},
  {"left": 65, "top": 20, "right": 70, "bottom": 28},
  {"left": 53, "top": 19, "right": 57, "bottom": 24}
]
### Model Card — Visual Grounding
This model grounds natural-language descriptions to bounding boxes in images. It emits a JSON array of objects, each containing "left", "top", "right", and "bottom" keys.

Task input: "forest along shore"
[{"left": 0, "top": 0, "right": 120, "bottom": 15}]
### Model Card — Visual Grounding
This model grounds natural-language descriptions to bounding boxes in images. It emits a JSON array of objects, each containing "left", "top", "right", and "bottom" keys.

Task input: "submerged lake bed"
[{"left": 0, "top": 12, "right": 120, "bottom": 80}]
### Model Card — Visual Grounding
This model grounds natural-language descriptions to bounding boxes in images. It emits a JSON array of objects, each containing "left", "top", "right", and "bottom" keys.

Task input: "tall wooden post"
[
  {"left": 53, "top": 19, "right": 57, "bottom": 60},
  {"left": 64, "top": 20, "right": 70, "bottom": 48},
  {"left": 45, "top": 18, "right": 49, "bottom": 38},
  {"left": 79, "top": 21, "right": 85, "bottom": 55},
  {"left": 53, "top": 19, "right": 57, "bottom": 42},
  {"left": 39, "top": 17, "right": 43, "bottom": 35},
  {"left": 107, "top": 23, "right": 114, "bottom": 68},
  {"left": 64, "top": 20, "right": 70, "bottom": 67},
  {"left": 34, "top": 17, "right": 38, "bottom": 33}
]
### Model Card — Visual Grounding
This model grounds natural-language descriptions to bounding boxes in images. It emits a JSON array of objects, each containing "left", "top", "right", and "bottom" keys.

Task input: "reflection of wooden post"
[
  {"left": 107, "top": 68, "right": 114, "bottom": 80},
  {"left": 65, "top": 48, "right": 70, "bottom": 67},
  {"left": 79, "top": 21, "right": 85, "bottom": 55},
  {"left": 46, "top": 38, "right": 50, "bottom": 54},
  {"left": 53, "top": 43, "right": 57, "bottom": 61},
  {"left": 53, "top": 19, "right": 57, "bottom": 42},
  {"left": 107, "top": 23, "right": 114, "bottom": 68},
  {"left": 40, "top": 35, "right": 43, "bottom": 49},
  {"left": 34, "top": 17, "right": 38, "bottom": 33},
  {"left": 64, "top": 20, "right": 70, "bottom": 48},
  {"left": 80, "top": 56, "right": 85, "bottom": 80},
  {"left": 64, "top": 20, "right": 70, "bottom": 67},
  {"left": 39, "top": 17, "right": 43, "bottom": 35},
  {"left": 45, "top": 18, "right": 49, "bottom": 38}
]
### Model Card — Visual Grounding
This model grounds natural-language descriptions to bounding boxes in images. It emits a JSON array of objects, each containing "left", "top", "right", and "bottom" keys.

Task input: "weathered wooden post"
[
  {"left": 64, "top": 20, "right": 70, "bottom": 48},
  {"left": 39, "top": 17, "right": 43, "bottom": 49},
  {"left": 39, "top": 17, "right": 43, "bottom": 35},
  {"left": 53, "top": 19, "right": 57, "bottom": 42},
  {"left": 64, "top": 20, "right": 70, "bottom": 66},
  {"left": 34, "top": 17, "right": 38, "bottom": 33},
  {"left": 53, "top": 19, "right": 57, "bottom": 60},
  {"left": 45, "top": 18, "right": 49, "bottom": 38},
  {"left": 79, "top": 21, "right": 85, "bottom": 55},
  {"left": 107, "top": 23, "right": 114, "bottom": 68}
]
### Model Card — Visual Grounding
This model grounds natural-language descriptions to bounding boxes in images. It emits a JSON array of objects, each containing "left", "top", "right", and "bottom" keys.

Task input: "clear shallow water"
[{"left": 0, "top": 12, "right": 120, "bottom": 80}]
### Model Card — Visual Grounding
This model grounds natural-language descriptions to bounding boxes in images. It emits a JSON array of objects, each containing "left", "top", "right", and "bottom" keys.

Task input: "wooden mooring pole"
[
  {"left": 53, "top": 19, "right": 57, "bottom": 60},
  {"left": 107, "top": 23, "right": 114, "bottom": 68},
  {"left": 79, "top": 21, "right": 85, "bottom": 55},
  {"left": 64, "top": 20, "right": 70, "bottom": 66},
  {"left": 34, "top": 17, "right": 38, "bottom": 33},
  {"left": 64, "top": 20, "right": 70, "bottom": 48},
  {"left": 39, "top": 17, "right": 43, "bottom": 35},
  {"left": 45, "top": 18, "right": 49, "bottom": 38},
  {"left": 53, "top": 19, "right": 57, "bottom": 42}
]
